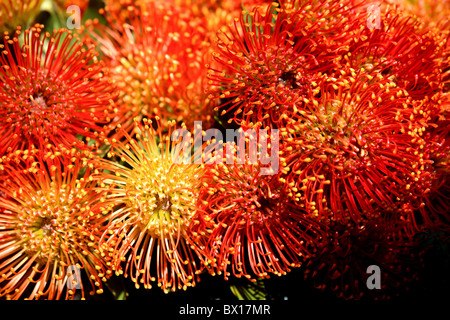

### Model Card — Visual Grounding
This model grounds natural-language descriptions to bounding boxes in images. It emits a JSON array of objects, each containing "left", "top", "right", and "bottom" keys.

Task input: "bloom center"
[
  {"left": 18, "top": 187, "right": 80, "bottom": 262},
  {"left": 155, "top": 193, "right": 172, "bottom": 212},
  {"left": 279, "top": 70, "right": 300, "bottom": 90},
  {"left": 312, "top": 101, "right": 369, "bottom": 160},
  {"left": 37, "top": 216, "right": 54, "bottom": 236},
  {"left": 29, "top": 94, "right": 48, "bottom": 113},
  {"left": 123, "top": 160, "right": 198, "bottom": 238}
]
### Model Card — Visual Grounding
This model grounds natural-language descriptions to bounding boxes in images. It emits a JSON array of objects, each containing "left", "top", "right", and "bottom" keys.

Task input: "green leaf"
[{"left": 230, "top": 279, "right": 267, "bottom": 300}]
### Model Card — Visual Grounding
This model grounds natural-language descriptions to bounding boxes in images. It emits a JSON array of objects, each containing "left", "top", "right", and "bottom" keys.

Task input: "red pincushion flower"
[
  {"left": 93, "top": 118, "right": 206, "bottom": 293},
  {"left": 0, "top": 25, "right": 117, "bottom": 154},
  {"left": 341, "top": 7, "right": 446, "bottom": 101},
  {"left": 0, "top": 150, "right": 112, "bottom": 300},
  {"left": 440, "top": 29, "right": 450, "bottom": 94},
  {"left": 207, "top": 1, "right": 365, "bottom": 129},
  {"left": 190, "top": 141, "right": 324, "bottom": 281},
  {"left": 303, "top": 214, "right": 423, "bottom": 300},
  {"left": 278, "top": 72, "right": 431, "bottom": 224},
  {"left": 84, "top": 2, "right": 215, "bottom": 136}
]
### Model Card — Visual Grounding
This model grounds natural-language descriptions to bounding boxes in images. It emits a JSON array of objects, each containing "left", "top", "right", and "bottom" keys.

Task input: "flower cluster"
[{"left": 0, "top": 0, "right": 448, "bottom": 301}]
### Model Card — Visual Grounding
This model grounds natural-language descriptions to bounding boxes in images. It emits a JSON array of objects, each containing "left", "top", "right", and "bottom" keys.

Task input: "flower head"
[
  {"left": 0, "top": 150, "right": 111, "bottom": 300},
  {"left": 190, "top": 140, "right": 324, "bottom": 281},
  {"left": 85, "top": 3, "right": 215, "bottom": 136},
  {"left": 207, "top": 1, "right": 365, "bottom": 129},
  {"left": 278, "top": 72, "right": 430, "bottom": 224},
  {"left": 303, "top": 214, "right": 422, "bottom": 300},
  {"left": 342, "top": 7, "right": 446, "bottom": 100},
  {"left": 171, "top": 0, "right": 273, "bottom": 39},
  {"left": 94, "top": 118, "right": 206, "bottom": 293},
  {"left": 384, "top": 0, "right": 450, "bottom": 28},
  {"left": 0, "top": 25, "right": 117, "bottom": 154},
  {"left": 54, "top": 0, "right": 90, "bottom": 18}
]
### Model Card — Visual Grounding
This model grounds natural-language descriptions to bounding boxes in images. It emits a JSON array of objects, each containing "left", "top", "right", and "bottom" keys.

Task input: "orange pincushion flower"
[
  {"left": 53, "top": 0, "right": 90, "bottom": 21},
  {"left": 85, "top": 3, "right": 215, "bottom": 136},
  {"left": 171, "top": 0, "right": 273, "bottom": 40},
  {"left": 440, "top": 27, "right": 450, "bottom": 95},
  {"left": 0, "top": 25, "right": 117, "bottom": 154},
  {"left": 0, "top": 0, "right": 43, "bottom": 34},
  {"left": 103, "top": 0, "right": 138, "bottom": 21},
  {"left": 94, "top": 118, "right": 206, "bottom": 293},
  {"left": 0, "top": 150, "right": 112, "bottom": 300},
  {"left": 190, "top": 141, "right": 324, "bottom": 281},
  {"left": 54, "top": 0, "right": 89, "bottom": 13}
]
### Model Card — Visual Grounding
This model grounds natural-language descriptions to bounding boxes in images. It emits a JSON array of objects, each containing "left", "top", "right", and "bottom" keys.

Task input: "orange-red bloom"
[
  {"left": 54, "top": 0, "right": 89, "bottom": 14},
  {"left": 207, "top": 1, "right": 365, "bottom": 129},
  {"left": 0, "top": 150, "right": 111, "bottom": 300},
  {"left": 0, "top": 25, "right": 117, "bottom": 154},
  {"left": 384, "top": 0, "right": 450, "bottom": 28},
  {"left": 190, "top": 141, "right": 324, "bottom": 281},
  {"left": 342, "top": 7, "right": 446, "bottom": 101},
  {"left": 278, "top": 72, "right": 431, "bottom": 226},
  {"left": 170, "top": 0, "right": 273, "bottom": 39},
  {"left": 303, "top": 214, "right": 422, "bottom": 300},
  {"left": 401, "top": 119, "right": 450, "bottom": 233},
  {"left": 85, "top": 2, "right": 215, "bottom": 136}
]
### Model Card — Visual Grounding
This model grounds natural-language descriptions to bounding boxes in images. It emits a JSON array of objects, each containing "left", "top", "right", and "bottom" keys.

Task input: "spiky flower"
[
  {"left": 103, "top": 0, "right": 136, "bottom": 21},
  {"left": 170, "top": 0, "right": 273, "bottom": 39},
  {"left": 303, "top": 214, "right": 422, "bottom": 300},
  {"left": 0, "top": 25, "right": 117, "bottom": 154},
  {"left": 85, "top": 2, "right": 215, "bottom": 136},
  {"left": 341, "top": 7, "right": 446, "bottom": 101},
  {"left": 190, "top": 140, "right": 324, "bottom": 281},
  {"left": 278, "top": 72, "right": 432, "bottom": 225},
  {"left": 94, "top": 118, "right": 206, "bottom": 293},
  {"left": 0, "top": 0, "right": 43, "bottom": 34},
  {"left": 207, "top": 1, "right": 365, "bottom": 129},
  {"left": 0, "top": 150, "right": 111, "bottom": 300}
]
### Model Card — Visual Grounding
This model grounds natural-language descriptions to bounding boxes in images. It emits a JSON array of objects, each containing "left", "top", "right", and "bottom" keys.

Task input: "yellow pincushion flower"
[{"left": 95, "top": 118, "right": 206, "bottom": 293}]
